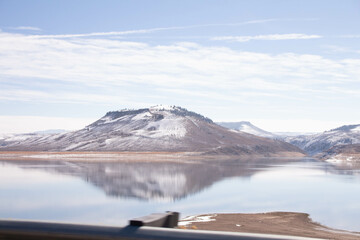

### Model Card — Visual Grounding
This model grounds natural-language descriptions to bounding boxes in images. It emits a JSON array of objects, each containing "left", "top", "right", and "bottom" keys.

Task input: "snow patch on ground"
[
  {"left": 134, "top": 114, "right": 187, "bottom": 138},
  {"left": 352, "top": 126, "right": 360, "bottom": 132},
  {"left": 63, "top": 141, "right": 89, "bottom": 151},
  {"left": 131, "top": 111, "right": 152, "bottom": 120},
  {"left": 2, "top": 134, "right": 35, "bottom": 142},
  {"left": 148, "top": 118, "right": 186, "bottom": 138},
  {"left": 228, "top": 129, "right": 239, "bottom": 133},
  {"left": 0, "top": 134, "right": 13, "bottom": 140},
  {"left": 149, "top": 105, "right": 176, "bottom": 111},
  {"left": 240, "top": 124, "right": 259, "bottom": 135},
  {"left": 186, "top": 117, "right": 199, "bottom": 128},
  {"left": 178, "top": 214, "right": 217, "bottom": 226},
  {"left": 218, "top": 121, "right": 275, "bottom": 138},
  {"left": 101, "top": 115, "right": 132, "bottom": 124},
  {"left": 105, "top": 138, "right": 118, "bottom": 145},
  {"left": 100, "top": 116, "right": 116, "bottom": 124}
]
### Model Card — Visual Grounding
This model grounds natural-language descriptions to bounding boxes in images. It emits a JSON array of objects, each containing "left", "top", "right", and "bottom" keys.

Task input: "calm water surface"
[{"left": 0, "top": 158, "right": 359, "bottom": 231}]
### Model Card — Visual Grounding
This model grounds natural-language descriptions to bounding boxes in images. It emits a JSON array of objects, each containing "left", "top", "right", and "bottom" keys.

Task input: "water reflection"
[
  {"left": 1, "top": 158, "right": 360, "bottom": 231},
  {"left": 1, "top": 158, "right": 359, "bottom": 202},
  {"left": 0, "top": 158, "right": 288, "bottom": 201}
]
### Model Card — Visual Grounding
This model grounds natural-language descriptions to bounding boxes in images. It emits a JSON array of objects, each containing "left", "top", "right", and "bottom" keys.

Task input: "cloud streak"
[
  {"left": 28, "top": 27, "right": 183, "bottom": 39},
  {"left": 8, "top": 26, "right": 42, "bottom": 31},
  {"left": 22, "top": 18, "right": 317, "bottom": 39},
  {"left": 212, "top": 33, "right": 322, "bottom": 42}
]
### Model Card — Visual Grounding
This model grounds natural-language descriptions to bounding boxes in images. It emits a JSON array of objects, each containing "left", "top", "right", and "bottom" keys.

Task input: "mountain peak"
[
  {"left": 102, "top": 105, "right": 213, "bottom": 124},
  {"left": 149, "top": 105, "right": 178, "bottom": 111},
  {"left": 0, "top": 106, "right": 302, "bottom": 156}
]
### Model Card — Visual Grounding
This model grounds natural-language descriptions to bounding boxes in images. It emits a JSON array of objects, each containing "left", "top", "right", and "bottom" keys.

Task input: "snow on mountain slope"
[
  {"left": 34, "top": 129, "right": 68, "bottom": 134},
  {"left": 0, "top": 133, "right": 36, "bottom": 142},
  {"left": 217, "top": 121, "right": 277, "bottom": 139},
  {"left": 0, "top": 129, "right": 67, "bottom": 144},
  {"left": 0, "top": 106, "right": 303, "bottom": 156},
  {"left": 316, "top": 144, "right": 360, "bottom": 169},
  {"left": 284, "top": 124, "right": 360, "bottom": 155}
]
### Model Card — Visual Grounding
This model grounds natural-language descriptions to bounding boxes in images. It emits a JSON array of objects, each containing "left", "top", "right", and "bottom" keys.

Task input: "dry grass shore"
[{"left": 178, "top": 212, "right": 360, "bottom": 240}]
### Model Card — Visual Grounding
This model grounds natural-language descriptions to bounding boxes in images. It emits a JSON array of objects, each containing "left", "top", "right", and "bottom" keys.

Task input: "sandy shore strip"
[
  {"left": 178, "top": 212, "right": 360, "bottom": 240},
  {"left": 0, "top": 151, "right": 203, "bottom": 163},
  {"left": 0, "top": 151, "right": 304, "bottom": 163}
]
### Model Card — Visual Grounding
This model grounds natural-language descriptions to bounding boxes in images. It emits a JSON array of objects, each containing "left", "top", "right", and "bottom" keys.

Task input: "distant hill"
[
  {"left": 316, "top": 144, "right": 360, "bottom": 169},
  {"left": 217, "top": 121, "right": 277, "bottom": 139},
  {"left": 318, "top": 143, "right": 360, "bottom": 157},
  {"left": 0, "top": 105, "right": 303, "bottom": 157},
  {"left": 283, "top": 124, "right": 360, "bottom": 155}
]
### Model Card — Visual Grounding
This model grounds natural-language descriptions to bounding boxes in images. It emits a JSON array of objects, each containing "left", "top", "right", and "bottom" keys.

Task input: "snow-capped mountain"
[
  {"left": 217, "top": 121, "right": 277, "bottom": 139},
  {"left": 0, "top": 105, "right": 302, "bottom": 156},
  {"left": 284, "top": 124, "right": 360, "bottom": 155}
]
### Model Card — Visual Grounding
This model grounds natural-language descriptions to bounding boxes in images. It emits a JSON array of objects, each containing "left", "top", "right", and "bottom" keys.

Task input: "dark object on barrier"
[{"left": 130, "top": 211, "right": 179, "bottom": 228}]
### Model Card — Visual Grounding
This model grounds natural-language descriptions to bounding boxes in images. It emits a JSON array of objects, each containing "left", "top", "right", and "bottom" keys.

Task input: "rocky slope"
[
  {"left": 284, "top": 124, "right": 360, "bottom": 155},
  {"left": 0, "top": 106, "right": 302, "bottom": 156}
]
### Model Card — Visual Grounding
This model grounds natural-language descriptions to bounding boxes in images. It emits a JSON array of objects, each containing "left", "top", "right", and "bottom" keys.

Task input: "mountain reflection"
[{"left": 2, "top": 158, "right": 354, "bottom": 201}]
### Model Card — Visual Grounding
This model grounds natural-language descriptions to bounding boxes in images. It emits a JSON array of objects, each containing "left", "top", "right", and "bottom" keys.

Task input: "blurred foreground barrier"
[
  {"left": 0, "top": 211, "right": 325, "bottom": 240},
  {"left": 130, "top": 211, "right": 179, "bottom": 228}
]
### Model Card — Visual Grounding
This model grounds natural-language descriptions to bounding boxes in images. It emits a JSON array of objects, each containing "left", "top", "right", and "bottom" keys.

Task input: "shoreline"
[
  {"left": 0, "top": 151, "right": 202, "bottom": 163},
  {"left": 178, "top": 212, "right": 360, "bottom": 240},
  {"left": 0, "top": 151, "right": 305, "bottom": 163}
]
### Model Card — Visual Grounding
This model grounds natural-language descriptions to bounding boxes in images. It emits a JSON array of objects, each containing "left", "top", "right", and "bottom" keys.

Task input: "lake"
[{"left": 0, "top": 157, "right": 359, "bottom": 232}]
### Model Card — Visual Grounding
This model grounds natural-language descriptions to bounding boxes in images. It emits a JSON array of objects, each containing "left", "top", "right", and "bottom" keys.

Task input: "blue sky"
[{"left": 0, "top": 0, "right": 360, "bottom": 133}]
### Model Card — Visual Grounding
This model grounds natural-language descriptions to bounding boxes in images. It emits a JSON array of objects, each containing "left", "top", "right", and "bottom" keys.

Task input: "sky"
[{"left": 0, "top": 0, "right": 360, "bottom": 133}]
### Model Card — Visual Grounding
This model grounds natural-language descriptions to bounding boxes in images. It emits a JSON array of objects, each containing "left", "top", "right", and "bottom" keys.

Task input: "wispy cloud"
[
  {"left": 24, "top": 18, "right": 317, "bottom": 39},
  {"left": 27, "top": 22, "right": 265, "bottom": 39},
  {"left": 28, "top": 27, "right": 183, "bottom": 39},
  {"left": 8, "top": 26, "right": 42, "bottom": 31},
  {"left": 0, "top": 31, "right": 357, "bottom": 88},
  {"left": 212, "top": 33, "right": 322, "bottom": 42}
]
